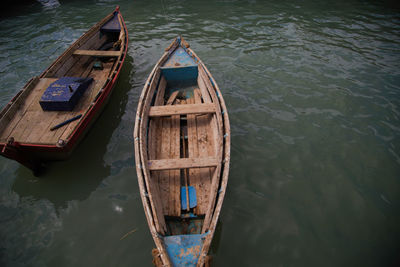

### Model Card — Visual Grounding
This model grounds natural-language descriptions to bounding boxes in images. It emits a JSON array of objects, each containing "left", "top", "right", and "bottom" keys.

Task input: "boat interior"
[
  {"left": 146, "top": 46, "right": 222, "bottom": 239},
  {"left": 0, "top": 11, "right": 125, "bottom": 146}
]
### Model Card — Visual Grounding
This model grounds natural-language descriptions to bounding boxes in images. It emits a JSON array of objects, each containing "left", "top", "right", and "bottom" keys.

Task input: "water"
[{"left": 1, "top": 0, "right": 400, "bottom": 266}]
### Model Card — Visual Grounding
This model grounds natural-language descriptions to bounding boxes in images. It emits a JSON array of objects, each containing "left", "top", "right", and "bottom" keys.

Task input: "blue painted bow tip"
[{"left": 163, "top": 233, "right": 209, "bottom": 267}]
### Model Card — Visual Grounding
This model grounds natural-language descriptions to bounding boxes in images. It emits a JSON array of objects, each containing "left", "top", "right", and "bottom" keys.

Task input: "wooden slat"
[
  {"left": 27, "top": 63, "right": 110, "bottom": 144},
  {"left": 155, "top": 81, "right": 175, "bottom": 216},
  {"left": 197, "top": 74, "right": 212, "bottom": 103},
  {"left": 140, "top": 69, "right": 167, "bottom": 234},
  {"left": 168, "top": 90, "right": 181, "bottom": 216},
  {"left": 67, "top": 54, "right": 94, "bottom": 78},
  {"left": 159, "top": 115, "right": 171, "bottom": 214},
  {"left": 73, "top": 49, "right": 121, "bottom": 57},
  {"left": 154, "top": 77, "right": 167, "bottom": 107},
  {"left": 117, "top": 14, "right": 125, "bottom": 41},
  {"left": 1, "top": 78, "right": 57, "bottom": 142},
  {"left": 198, "top": 66, "right": 224, "bottom": 234},
  {"left": 166, "top": 91, "right": 179, "bottom": 105},
  {"left": 148, "top": 76, "right": 166, "bottom": 216},
  {"left": 43, "top": 11, "right": 114, "bottom": 77},
  {"left": 142, "top": 70, "right": 170, "bottom": 223},
  {"left": 53, "top": 29, "right": 110, "bottom": 77},
  {"left": 186, "top": 96, "right": 202, "bottom": 214},
  {"left": 149, "top": 77, "right": 166, "bottom": 161},
  {"left": 170, "top": 113, "right": 181, "bottom": 216},
  {"left": 149, "top": 103, "right": 216, "bottom": 117},
  {"left": 199, "top": 66, "right": 223, "bottom": 138},
  {"left": 194, "top": 89, "right": 213, "bottom": 215},
  {"left": 0, "top": 77, "right": 39, "bottom": 139},
  {"left": 57, "top": 60, "right": 113, "bottom": 142},
  {"left": 0, "top": 14, "right": 124, "bottom": 144},
  {"left": 147, "top": 157, "right": 219, "bottom": 171}
]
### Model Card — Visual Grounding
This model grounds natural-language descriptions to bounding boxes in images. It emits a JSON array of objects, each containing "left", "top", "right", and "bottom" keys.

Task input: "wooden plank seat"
[
  {"left": 73, "top": 49, "right": 121, "bottom": 57},
  {"left": 148, "top": 103, "right": 216, "bottom": 117},
  {"left": 147, "top": 157, "right": 219, "bottom": 171}
]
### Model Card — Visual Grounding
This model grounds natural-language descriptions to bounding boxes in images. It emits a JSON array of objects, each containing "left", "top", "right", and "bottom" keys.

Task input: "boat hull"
[
  {"left": 134, "top": 37, "right": 230, "bottom": 267},
  {"left": 0, "top": 6, "right": 128, "bottom": 173}
]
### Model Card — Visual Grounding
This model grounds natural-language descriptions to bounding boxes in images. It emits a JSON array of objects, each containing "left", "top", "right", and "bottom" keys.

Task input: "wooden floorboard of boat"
[
  {"left": 186, "top": 96, "right": 202, "bottom": 214},
  {"left": 198, "top": 75, "right": 212, "bottom": 103},
  {"left": 149, "top": 76, "right": 166, "bottom": 226},
  {"left": 160, "top": 113, "right": 171, "bottom": 215},
  {"left": 157, "top": 92, "right": 181, "bottom": 217},
  {"left": 0, "top": 61, "right": 113, "bottom": 144},
  {"left": 170, "top": 112, "right": 181, "bottom": 216},
  {"left": 194, "top": 89, "right": 213, "bottom": 215},
  {"left": 147, "top": 86, "right": 218, "bottom": 216},
  {"left": 37, "top": 62, "right": 110, "bottom": 144},
  {"left": 141, "top": 69, "right": 168, "bottom": 234},
  {"left": 198, "top": 67, "right": 225, "bottom": 234},
  {"left": 150, "top": 70, "right": 171, "bottom": 217},
  {"left": 0, "top": 78, "right": 57, "bottom": 142},
  {"left": 50, "top": 31, "right": 108, "bottom": 78},
  {"left": 57, "top": 61, "right": 113, "bottom": 142}
]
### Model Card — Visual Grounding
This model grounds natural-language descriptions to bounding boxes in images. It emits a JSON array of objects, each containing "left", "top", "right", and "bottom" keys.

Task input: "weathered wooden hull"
[
  {"left": 134, "top": 37, "right": 230, "bottom": 267},
  {"left": 0, "top": 6, "right": 128, "bottom": 173}
]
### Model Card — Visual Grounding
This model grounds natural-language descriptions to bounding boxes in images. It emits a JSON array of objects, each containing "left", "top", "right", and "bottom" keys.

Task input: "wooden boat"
[
  {"left": 0, "top": 6, "right": 128, "bottom": 174},
  {"left": 134, "top": 37, "right": 230, "bottom": 267}
]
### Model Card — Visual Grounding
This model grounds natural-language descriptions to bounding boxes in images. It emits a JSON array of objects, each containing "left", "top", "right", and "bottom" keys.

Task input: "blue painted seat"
[
  {"left": 100, "top": 12, "right": 121, "bottom": 34},
  {"left": 163, "top": 233, "right": 208, "bottom": 267},
  {"left": 161, "top": 47, "right": 198, "bottom": 87}
]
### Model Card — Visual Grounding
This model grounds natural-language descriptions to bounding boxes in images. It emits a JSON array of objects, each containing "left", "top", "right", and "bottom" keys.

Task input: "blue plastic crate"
[{"left": 39, "top": 77, "right": 93, "bottom": 111}]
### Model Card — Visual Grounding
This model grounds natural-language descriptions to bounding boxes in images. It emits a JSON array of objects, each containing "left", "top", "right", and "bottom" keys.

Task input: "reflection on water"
[{"left": 1, "top": 0, "right": 400, "bottom": 266}]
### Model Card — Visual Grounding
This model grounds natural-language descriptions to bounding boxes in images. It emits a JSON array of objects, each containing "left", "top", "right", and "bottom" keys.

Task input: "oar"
[{"left": 50, "top": 114, "right": 82, "bottom": 131}]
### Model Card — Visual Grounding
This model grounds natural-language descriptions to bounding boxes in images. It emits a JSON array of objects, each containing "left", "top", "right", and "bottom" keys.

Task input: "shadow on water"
[
  {"left": 210, "top": 219, "right": 223, "bottom": 255},
  {"left": 0, "top": 1, "right": 40, "bottom": 20},
  {"left": 12, "top": 54, "right": 134, "bottom": 209}
]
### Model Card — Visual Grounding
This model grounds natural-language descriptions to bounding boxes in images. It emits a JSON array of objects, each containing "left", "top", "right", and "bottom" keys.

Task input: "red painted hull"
[{"left": 0, "top": 7, "right": 128, "bottom": 173}]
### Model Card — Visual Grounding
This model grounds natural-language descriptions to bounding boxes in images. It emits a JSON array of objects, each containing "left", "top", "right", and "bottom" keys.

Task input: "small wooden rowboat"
[
  {"left": 0, "top": 6, "right": 128, "bottom": 174},
  {"left": 134, "top": 37, "right": 230, "bottom": 267}
]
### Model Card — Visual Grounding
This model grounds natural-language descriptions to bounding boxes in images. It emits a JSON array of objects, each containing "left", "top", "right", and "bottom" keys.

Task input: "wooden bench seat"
[
  {"left": 147, "top": 157, "right": 219, "bottom": 171},
  {"left": 73, "top": 49, "right": 121, "bottom": 57},
  {"left": 148, "top": 103, "right": 216, "bottom": 117}
]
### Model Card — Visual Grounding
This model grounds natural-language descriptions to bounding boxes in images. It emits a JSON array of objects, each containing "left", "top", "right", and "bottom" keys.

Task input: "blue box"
[{"left": 39, "top": 77, "right": 93, "bottom": 111}]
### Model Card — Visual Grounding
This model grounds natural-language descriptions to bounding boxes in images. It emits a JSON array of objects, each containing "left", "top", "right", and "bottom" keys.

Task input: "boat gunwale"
[
  {"left": 189, "top": 48, "right": 231, "bottom": 267},
  {"left": 134, "top": 47, "right": 176, "bottom": 266}
]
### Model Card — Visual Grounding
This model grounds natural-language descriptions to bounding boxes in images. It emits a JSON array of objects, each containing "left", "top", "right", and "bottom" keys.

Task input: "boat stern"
[{"left": 163, "top": 232, "right": 209, "bottom": 267}]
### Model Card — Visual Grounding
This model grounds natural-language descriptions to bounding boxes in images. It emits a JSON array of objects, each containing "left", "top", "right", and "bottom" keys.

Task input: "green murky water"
[{"left": 1, "top": 0, "right": 400, "bottom": 266}]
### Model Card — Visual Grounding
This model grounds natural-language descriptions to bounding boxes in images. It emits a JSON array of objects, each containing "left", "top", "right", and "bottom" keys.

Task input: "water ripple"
[{"left": 1, "top": 1, "right": 400, "bottom": 266}]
